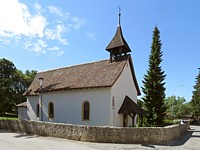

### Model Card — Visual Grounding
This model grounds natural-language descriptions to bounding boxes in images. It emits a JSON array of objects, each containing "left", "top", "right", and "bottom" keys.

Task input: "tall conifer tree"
[
  {"left": 191, "top": 68, "right": 200, "bottom": 117},
  {"left": 142, "top": 26, "right": 166, "bottom": 127}
]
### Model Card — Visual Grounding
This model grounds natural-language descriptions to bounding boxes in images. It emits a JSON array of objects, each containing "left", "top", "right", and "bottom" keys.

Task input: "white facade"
[
  {"left": 111, "top": 60, "right": 138, "bottom": 127},
  {"left": 18, "top": 107, "right": 29, "bottom": 120},
  {"left": 26, "top": 60, "right": 138, "bottom": 127},
  {"left": 27, "top": 88, "right": 112, "bottom": 126}
]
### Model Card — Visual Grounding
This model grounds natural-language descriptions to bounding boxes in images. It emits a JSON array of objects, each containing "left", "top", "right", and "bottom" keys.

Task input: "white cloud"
[
  {"left": 34, "top": 3, "right": 41, "bottom": 11},
  {"left": 0, "top": 0, "right": 85, "bottom": 58},
  {"left": 24, "top": 39, "right": 47, "bottom": 54},
  {"left": 55, "top": 25, "right": 69, "bottom": 45},
  {"left": 0, "top": 37, "right": 11, "bottom": 45},
  {"left": 52, "top": 50, "right": 64, "bottom": 57},
  {"left": 48, "top": 5, "right": 85, "bottom": 30},
  {"left": 87, "top": 32, "right": 96, "bottom": 40},
  {"left": 45, "top": 24, "right": 69, "bottom": 45},
  {"left": 48, "top": 46, "right": 64, "bottom": 57},
  {"left": 70, "top": 17, "right": 85, "bottom": 30},
  {"left": 0, "top": 0, "right": 47, "bottom": 37},
  {"left": 47, "top": 46, "right": 59, "bottom": 51},
  {"left": 48, "top": 5, "right": 64, "bottom": 17}
]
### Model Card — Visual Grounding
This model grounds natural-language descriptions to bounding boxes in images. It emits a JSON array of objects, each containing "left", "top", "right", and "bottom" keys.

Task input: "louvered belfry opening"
[{"left": 105, "top": 12, "right": 131, "bottom": 62}]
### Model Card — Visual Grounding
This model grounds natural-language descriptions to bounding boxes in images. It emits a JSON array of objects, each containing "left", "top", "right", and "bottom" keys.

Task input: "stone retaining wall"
[{"left": 0, "top": 120, "right": 187, "bottom": 144}]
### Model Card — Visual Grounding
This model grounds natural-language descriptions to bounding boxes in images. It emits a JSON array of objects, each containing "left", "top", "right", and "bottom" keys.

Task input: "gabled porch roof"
[{"left": 118, "top": 95, "right": 146, "bottom": 115}]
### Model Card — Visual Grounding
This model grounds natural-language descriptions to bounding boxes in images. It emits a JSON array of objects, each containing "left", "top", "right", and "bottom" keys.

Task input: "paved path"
[{"left": 0, "top": 125, "right": 200, "bottom": 150}]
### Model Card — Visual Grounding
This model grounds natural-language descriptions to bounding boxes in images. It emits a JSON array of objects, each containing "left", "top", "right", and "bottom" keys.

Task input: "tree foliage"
[
  {"left": 165, "top": 96, "right": 192, "bottom": 118},
  {"left": 142, "top": 26, "right": 166, "bottom": 127},
  {"left": 191, "top": 69, "right": 200, "bottom": 117},
  {"left": 0, "top": 58, "right": 37, "bottom": 115},
  {"left": 0, "top": 58, "right": 17, "bottom": 114}
]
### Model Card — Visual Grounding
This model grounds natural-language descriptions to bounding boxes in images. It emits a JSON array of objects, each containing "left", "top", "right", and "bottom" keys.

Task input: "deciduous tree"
[
  {"left": 0, "top": 58, "right": 37, "bottom": 114},
  {"left": 165, "top": 96, "right": 192, "bottom": 118},
  {"left": 0, "top": 58, "right": 18, "bottom": 114}
]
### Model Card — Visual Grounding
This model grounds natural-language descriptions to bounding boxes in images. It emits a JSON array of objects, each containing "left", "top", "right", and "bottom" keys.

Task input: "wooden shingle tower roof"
[{"left": 106, "top": 9, "right": 131, "bottom": 62}]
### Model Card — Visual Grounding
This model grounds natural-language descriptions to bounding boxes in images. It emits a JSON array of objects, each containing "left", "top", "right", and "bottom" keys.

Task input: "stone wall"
[{"left": 0, "top": 120, "right": 187, "bottom": 144}]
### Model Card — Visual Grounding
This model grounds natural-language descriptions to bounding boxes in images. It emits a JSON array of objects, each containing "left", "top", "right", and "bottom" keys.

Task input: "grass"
[
  {"left": 0, "top": 113, "right": 18, "bottom": 120},
  {"left": 0, "top": 116, "right": 18, "bottom": 120}
]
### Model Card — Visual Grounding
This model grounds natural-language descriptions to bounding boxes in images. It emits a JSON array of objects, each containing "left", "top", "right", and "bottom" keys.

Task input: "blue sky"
[{"left": 1, "top": 0, "right": 200, "bottom": 102}]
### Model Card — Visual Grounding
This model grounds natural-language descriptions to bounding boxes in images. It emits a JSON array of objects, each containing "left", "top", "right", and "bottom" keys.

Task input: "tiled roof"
[
  {"left": 24, "top": 55, "right": 129, "bottom": 95},
  {"left": 16, "top": 102, "right": 27, "bottom": 107},
  {"left": 24, "top": 55, "right": 140, "bottom": 96}
]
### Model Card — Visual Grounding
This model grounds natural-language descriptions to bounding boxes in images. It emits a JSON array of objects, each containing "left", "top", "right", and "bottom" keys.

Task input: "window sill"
[
  {"left": 49, "top": 118, "right": 54, "bottom": 121},
  {"left": 82, "top": 119, "right": 90, "bottom": 122}
]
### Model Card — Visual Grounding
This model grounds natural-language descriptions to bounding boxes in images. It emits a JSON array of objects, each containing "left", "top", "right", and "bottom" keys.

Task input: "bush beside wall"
[{"left": 0, "top": 120, "right": 187, "bottom": 144}]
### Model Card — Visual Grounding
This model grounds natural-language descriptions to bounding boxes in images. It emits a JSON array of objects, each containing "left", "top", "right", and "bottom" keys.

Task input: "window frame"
[
  {"left": 36, "top": 104, "right": 39, "bottom": 118},
  {"left": 82, "top": 101, "right": 90, "bottom": 121},
  {"left": 48, "top": 102, "right": 54, "bottom": 119}
]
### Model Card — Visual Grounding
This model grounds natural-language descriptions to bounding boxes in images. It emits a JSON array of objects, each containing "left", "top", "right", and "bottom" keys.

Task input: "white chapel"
[{"left": 17, "top": 12, "right": 145, "bottom": 127}]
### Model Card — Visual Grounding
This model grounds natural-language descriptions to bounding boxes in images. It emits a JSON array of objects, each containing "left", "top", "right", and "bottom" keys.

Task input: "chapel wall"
[
  {"left": 26, "top": 88, "right": 111, "bottom": 126},
  {"left": 0, "top": 120, "right": 188, "bottom": 144},
  {"left": 111, "top": 60, "right": 138, "bottom": 127}
]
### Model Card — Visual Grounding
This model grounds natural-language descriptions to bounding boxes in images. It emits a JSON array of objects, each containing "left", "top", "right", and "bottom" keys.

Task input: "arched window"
[
  {"left": 36, "top": 104, "right": 39, "bottom": 117},
  {"left": 48, "top": 102, "right": 54, "bottom": 119},
  {"left": 82, "top": 101, "right": 90, "bottom": 120}
]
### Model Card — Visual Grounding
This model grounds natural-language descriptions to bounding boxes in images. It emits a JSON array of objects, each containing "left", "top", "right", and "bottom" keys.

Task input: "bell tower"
[{"left": 105, "top": 9, "right": 131, "bottom": 62}]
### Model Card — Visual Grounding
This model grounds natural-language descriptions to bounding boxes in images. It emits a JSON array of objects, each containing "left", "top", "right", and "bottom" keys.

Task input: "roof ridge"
[{"left": 39, "top": 59, "right": 110, "bottom": 74}]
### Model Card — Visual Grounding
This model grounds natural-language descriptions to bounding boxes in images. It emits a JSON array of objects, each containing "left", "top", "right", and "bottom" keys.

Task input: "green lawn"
[
  {"left": 0, "top": 116, "right": 18, "bottom": 120},
  {"left": 0, "top": 113, "right": 18, "bottom": 120}
]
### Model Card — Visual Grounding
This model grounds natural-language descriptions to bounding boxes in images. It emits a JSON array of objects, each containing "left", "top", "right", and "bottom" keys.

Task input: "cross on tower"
[{"left": 118, "top": 7, "right": 121, "bottom": 26}]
